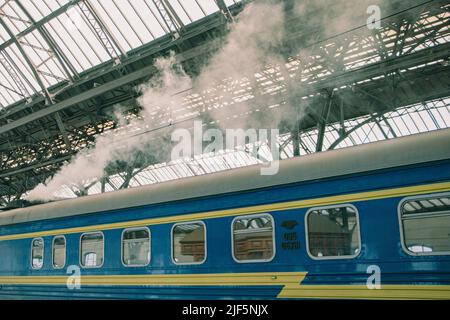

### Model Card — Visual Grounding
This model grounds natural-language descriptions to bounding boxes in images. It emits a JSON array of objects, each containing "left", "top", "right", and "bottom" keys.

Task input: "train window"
[
  {"left": 122, "top": 228, "right": 151, "bottom": 266},
  {"left": 80, "top": 232, "right": 104, "bottom": 268},
  {"left": 52, "top": 236, "right": 66, "bottom": 269},
  {"left": 399, "top": 194, "right": 450, "bottom": 255},
  {"left": 306, "top": 205, "right": 361, "bottom": 259},
  {"left": 31, "top": 238, "right": 44, "bottom": 269},
  {"left": 232, "top": 214, "right": 275, "bottom": 263},
  {"left": 172, "top": 222, "right": 206, "bottom": 265}
]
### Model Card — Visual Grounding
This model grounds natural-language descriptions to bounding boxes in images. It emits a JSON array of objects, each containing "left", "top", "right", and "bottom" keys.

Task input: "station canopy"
[{"left": 0, "top": 0, "right": 449, "bottom": 201}]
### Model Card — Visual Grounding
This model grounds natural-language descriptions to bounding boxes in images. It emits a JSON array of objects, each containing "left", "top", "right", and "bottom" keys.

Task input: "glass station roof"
[
  {"left": 0, "top": 0, "right": 240, "bottom": 109},
  {"left": 0, "top": 0, "right": 448, "bottom": 202}
]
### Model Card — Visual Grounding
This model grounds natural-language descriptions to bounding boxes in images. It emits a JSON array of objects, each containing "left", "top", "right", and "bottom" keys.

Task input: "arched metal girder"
[{"left": 327, "top": 112, "right": 388, "bottom": 150}]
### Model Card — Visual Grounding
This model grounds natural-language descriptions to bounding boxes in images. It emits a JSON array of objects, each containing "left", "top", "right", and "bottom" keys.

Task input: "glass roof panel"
[{"left": 0, "top": 0, "right": 240, "bottom": 108}]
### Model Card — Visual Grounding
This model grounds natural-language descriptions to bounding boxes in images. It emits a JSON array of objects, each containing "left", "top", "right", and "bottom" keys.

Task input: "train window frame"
[
  {"left": 121, "top": 227, "right": 151, "bottom": 267},
  {"left": 30, "top": 237, "right": 44, "bottom": 270},
  {"left": 398, "top": 192, "right": 450, "bottom": 256},
  {"left": 79, "top": 231, "right": 105, "bottom": 269},
  {"left": 171, "top": 221, "right": 207, "bottom": 266},
  {"left": 231, "top": 213, "right": 276, "bottom": 264},
  {"left": 304, "top": 204, "right": 362, "bottom": 261},
  {"left": 52, "top": 235, "right": 66, "bottom": 269}
]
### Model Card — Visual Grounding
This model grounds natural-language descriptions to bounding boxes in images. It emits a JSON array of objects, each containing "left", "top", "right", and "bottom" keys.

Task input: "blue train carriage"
[{"left": 0, "top": 129, "right": 449, "bottom": 299}]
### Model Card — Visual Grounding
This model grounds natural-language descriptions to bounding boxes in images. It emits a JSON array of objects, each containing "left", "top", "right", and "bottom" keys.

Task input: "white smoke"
[
  {"left": 26, "top": 0, "right": 384, "bottom": 201},
  {"left": 27, "top": 53, "right": 191, "bottom": 201}
]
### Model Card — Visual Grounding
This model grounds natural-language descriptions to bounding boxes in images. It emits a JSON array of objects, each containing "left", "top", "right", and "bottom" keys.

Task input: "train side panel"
[{"left": 0, "top": 160, "right": 449, "bottom": 299}]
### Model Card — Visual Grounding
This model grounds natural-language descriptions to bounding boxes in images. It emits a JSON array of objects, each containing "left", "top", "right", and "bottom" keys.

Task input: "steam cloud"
[{"left": 26, "top": 0, "right": 382, "bottom": 201}]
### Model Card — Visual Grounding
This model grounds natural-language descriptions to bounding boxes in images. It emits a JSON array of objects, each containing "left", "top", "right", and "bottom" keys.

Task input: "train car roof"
[{"left": 1, "top": 128, "right": 450, "bottom": 227}]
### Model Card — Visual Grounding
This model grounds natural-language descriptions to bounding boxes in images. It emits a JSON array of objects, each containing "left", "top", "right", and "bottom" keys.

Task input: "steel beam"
[
  {"left": 1, "top": 40, "right": 448, "bottom": 136},
  {"left": 14, "top": 0, "right": 77, "bottom": 81},
  {"left": 77, "top": 0, "right": 126, "bottom": 59},
  {"left": 0, "top": 18, "right": 53, "bottom": 103},
  {"left": 0, "top": 64, "right": 156, "bottom": 135},
  {"left": 0, "top": 0, "right": 82, "bottom": 52}
]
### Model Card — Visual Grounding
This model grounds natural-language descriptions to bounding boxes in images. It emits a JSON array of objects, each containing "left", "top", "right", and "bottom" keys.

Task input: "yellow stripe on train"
[
  {"left": 0, "top": 271, "right": 306, "bottom": 287},
  {"left": 278, "top": 284, "right": 450, "bottom": 300},
  {"left": 1, "top": 181, "right": 450, "bottom": 241},
  {"left": 0, "top": 272, "right": 449, "bottom": 299}
]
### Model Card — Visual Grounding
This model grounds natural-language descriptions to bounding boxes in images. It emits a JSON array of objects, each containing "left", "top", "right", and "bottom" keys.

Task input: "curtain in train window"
[
  {"left": 172, "top": 222, "right": 206, "bottom": 264},
  {"left": 401, "top": 195, "right": 450, "bottom": 254},
  {"left": 122, "top": 228, "right": 151, "bottom": 266},
  {"left": 31, "top": 238, "right": 44, "bottom": 269},
  {"left": 232, "top": 214, "right": 275, "bottom": 262},
  {"left": 307, "top": 206, "right": 361, "bottom": 258},
  {"left": 52, "top": 236, "right": 66, "bottom": 269},
  {"left": 80, "top": 233, "right": 104, "bottom": 267}
]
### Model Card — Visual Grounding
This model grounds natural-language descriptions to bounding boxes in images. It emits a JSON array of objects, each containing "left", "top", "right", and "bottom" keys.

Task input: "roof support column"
[
  {"left": 215, "top": 0, "right": 233, "bottom": 21},
  {"left": 316, "top": 91, "right": 334, "bottom": 152},
  {"left": 54, "top": 112, "right": 71, "bottom": 150}
]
